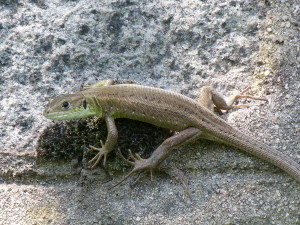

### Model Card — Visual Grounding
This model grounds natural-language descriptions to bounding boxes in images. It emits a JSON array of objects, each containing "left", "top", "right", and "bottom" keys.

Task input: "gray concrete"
[{"left": 0, "top": 0, "right": 299, "bottom": 224}]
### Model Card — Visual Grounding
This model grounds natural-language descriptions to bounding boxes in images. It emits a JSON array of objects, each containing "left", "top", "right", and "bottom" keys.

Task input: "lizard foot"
[
  {"left": 110, "top": 149, "right": 156, "bottom": 189},
  {"left": 229, "top": 86, "right": 268, "bottom": 109},
  {"left": 88, "top": 140, "right": 109, "bottom": 169},
  {"left": 110, "top": 150, "right": 191, "bottom": 196}
]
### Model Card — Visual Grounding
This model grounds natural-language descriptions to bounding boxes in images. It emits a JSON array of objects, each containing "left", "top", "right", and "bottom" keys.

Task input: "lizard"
[{"left": 43, "top": 79, "right": 300, "bottom": 186}]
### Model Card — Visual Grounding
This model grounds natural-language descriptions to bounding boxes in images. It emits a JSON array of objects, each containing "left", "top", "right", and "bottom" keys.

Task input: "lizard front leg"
[
  {"left": 88, "top": 116, "right": 118, "bottom": 168},
  {"left": 111, "top": 127, "right": 202, "bottom": 188}
]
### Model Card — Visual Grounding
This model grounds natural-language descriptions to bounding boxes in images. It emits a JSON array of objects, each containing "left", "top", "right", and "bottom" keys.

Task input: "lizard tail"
[{"left": 227, "top": 131, "right": 300, "bottom": 183}]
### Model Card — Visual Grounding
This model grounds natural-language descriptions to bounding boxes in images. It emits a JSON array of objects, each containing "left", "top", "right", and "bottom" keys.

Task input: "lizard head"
[{"left": 43, "top": 93, "right": 98, "bottom": 120}]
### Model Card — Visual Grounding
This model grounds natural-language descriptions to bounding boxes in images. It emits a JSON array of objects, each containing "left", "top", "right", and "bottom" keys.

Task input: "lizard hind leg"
[
  {"left": 110, "top": 127, "right": 202, "bottom": 189},
  {"left": 198, "top": 86, "right": 268, "bottom": 111}
]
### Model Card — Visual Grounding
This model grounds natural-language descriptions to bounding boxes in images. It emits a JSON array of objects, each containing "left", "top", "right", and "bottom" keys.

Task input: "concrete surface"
[{"left": 0, "top": 0, "right": 299, "bottom": 224}]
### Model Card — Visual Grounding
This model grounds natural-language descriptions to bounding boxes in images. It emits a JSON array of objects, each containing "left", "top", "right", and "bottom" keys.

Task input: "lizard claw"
[
  {"left": 223, "top": 86, "right": 268, "bottom": 111},
  {"left": 118, "top": 148, "right": 135, "bottom": 166},
  {"left": 109, "top": 149, "right": 155, "bottom": 189},
  {"left": 88, "top": 140, "right": 109, "bottom": 169},
  {"left": 235, "top": 86, "right": 268, "bottom": 103}
]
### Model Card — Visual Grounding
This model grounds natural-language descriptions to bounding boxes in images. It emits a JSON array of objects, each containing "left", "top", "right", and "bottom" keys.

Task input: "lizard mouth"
[
  {"left": 43, "top": 110, "right": 72, "bottom": 120},
  {"left": 43, "top": 108, "right": 96, "bottom": 120}
]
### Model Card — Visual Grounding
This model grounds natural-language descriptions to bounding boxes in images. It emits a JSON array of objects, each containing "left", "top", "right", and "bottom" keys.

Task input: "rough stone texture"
[{"left": 0, "top": 0, "right": 299, "bottom": 224}]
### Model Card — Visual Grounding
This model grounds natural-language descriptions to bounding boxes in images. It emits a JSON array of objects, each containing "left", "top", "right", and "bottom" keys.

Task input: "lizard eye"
[
  {"left": 62, "top": 101, "right": 70, "bottom": 109},
  {"left": 83, "top": 99, "right": 87, "bottom": 109}
]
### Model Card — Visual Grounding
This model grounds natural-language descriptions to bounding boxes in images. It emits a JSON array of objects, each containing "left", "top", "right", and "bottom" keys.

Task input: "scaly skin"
[{"left": 44, "top": 81, "right": 300, "bottom": 184}]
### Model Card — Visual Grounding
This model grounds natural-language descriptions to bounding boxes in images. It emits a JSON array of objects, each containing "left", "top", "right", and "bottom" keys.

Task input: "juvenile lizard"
[{"left": 43, "top": 80, "right": 300, "bottom": 185}]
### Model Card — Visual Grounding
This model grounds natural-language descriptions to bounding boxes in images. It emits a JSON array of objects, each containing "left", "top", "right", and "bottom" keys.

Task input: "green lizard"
[{"left": 43, "top": 80, "right": 300, "bottom": 185}]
